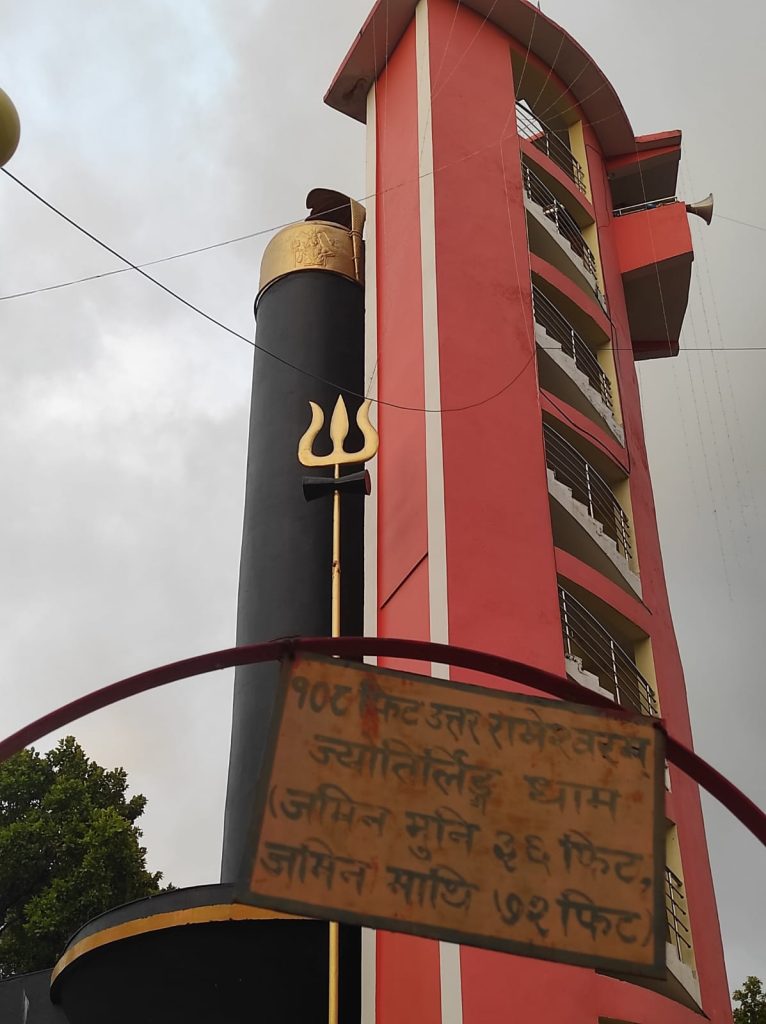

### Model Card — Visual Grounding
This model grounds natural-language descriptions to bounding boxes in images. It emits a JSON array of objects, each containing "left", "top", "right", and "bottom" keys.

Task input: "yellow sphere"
[{"left": 0, "top": 87, "right": 20, "bottom": 167}]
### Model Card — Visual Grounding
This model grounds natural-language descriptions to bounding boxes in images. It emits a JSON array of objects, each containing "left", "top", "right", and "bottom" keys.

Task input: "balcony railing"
[
  {"left": 532, "top": 286, "right": 613, "bottom": 410},
  {"left": 522, "top": 165, "right": 599, "bottom": 284},
  {"left": 558, "top": 586, "right": 658, "bottom": 717},
  {"left": 544, "top": 423, "right": 631, "bottom": 559},
  {"left": 665, "top": 866, "right": 693, "bottom": 962},
  {"left": 515, "top": 101, "right": 586, "bottom": 193},
  {"left": 613, "top": 195, "right": 678, "bottom": 218}
]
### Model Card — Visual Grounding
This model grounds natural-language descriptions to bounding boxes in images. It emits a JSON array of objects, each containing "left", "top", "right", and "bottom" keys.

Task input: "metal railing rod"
[
  {"left": 532, "top": 286, "right": 613, "bottom": 409},
  {"left": 558, "top": 587, "right": 658, "bottom": 717},
  {"left": 564, "top": 637, "right": 654, "bottom": 718},
  {"left": 547, "top": 458, "right": 630, "bottom": 552},
  {"left": 515, "top": 101, "right": 586, "bottom": 193},
  {"left": 559, "top": 598, "right": 642, "bottom": 679},
  {"left": 533, "top": 294, "right": 604, "bottom": 386},
  {"left": 522, "top": 166, "right": 605, "bottom": 311},
  {"left": 563, "top": 625, "right": 645, "bottom": 702},
  {"left": 544, "top": 423, "right": 632, "bottom": 558},
  {"left": 561, "top": 627, "right": 648, "bottom": 713},
  {"left": 543, "top": 436, "right": 620, "bottom": 512},
  {"left": 664, "top": 866, "right": 692, "bottom": 957},
  {"left": 613, "top": 196, "right": 678, "bottom": 217}
]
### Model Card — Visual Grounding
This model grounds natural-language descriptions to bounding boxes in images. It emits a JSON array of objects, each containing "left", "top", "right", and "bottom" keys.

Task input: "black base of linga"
[{"left": 0, "top": 884, "right": 360, "bottom": 1024}]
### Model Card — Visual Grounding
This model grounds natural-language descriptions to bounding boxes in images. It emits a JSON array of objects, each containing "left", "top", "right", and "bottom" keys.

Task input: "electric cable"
[
  {"left": 626, "top": 134, "right": 732, "bottom": 595},
  {"left": 0, "top": 222, "right": 296, "bottom": 302},
  {"left": 514, "top": 5, "right": 539, "bottom": 98},
  {"left": 0, "top": 165, "right": 537, "bottom": 415},
  {"left": 684, "top": 212, "right": 750, "bottom": 558},
  {"left": 430, "top": 0, "right": 501, "bottom": 101},
  {"left": 716, "top": 214, "right": 766, "bottom": 232},
  {"left": 682, "top": 160, "right": 761, "bottom": 536},
  {"left": 3, "top": 157, "right": 766, "bottom": 308},
  {"left": 542, "top": 391, "right": 627, "bottom": 469},
  {"left": 530, "top": 34, "right": 564, "bottom": 111},
  {"left": 430, "top": 0, "right": 463, "bottom": 92}
]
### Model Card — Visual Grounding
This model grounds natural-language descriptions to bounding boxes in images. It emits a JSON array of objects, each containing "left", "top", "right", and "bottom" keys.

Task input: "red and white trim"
[
  {"left": 416, "top": 4, "right": 463, "bottom": 1021},
  {"left": 416, "top": 0, "right": 450, "bottom": 660}
]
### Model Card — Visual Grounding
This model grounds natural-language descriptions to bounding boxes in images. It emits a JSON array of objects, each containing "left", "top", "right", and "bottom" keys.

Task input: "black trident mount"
[{"left": 302, "top": 470, "right": 371, "bottom": 502}]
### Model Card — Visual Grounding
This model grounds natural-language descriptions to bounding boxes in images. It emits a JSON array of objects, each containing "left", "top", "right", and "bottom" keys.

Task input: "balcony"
[
  {"left": 613, "top": 195, "right": 678, "bottom": 218},
  {"left": 544, "top": 424, "right": 630, "bottom": 555},
  {"left": 516, "top": 101, "right": 586, "bottom": 193},
  {"left": 545, "top": 424, "right": 639, "bottom": 594},
  {"left": 558, "top": 586, "right": 657, "bottom": 717},
  {"left": 534, "top": 288, "right": 611, "bottom": 406},
  {"left": 611, "top": 197, "right": 693, "bottom": 360},
  {"left": 665, "top": 866, "right": 693, "bottom": 966},
  {"left": 522, "top": 165, "right": 605, "bottom": 307},
  {"left": 663, "top": 861, "right": 701, "bottom": 1009},
  {"left": 533, "top": 286, "right": 622, "bottom": 442},
  {"left": 607, "top": 132, "right": 682, "bottom": 212}
]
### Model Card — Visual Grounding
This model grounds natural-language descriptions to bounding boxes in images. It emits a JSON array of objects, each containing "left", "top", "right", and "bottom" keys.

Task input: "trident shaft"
[{"left": 297, "top": 393, "right": 378, "bottom": 1024}]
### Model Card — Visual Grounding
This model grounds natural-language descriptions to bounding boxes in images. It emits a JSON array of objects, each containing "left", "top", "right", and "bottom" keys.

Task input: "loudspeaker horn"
[{"left": 686, "top": 193, "right": 714, "bottom": 225}]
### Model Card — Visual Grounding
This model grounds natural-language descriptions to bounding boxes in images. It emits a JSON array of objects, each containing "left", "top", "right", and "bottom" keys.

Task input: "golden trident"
[
  {"left": 297, "top": 394, "right": 378, "bottom": 1024},
  {"left": 298, "top": 395, "right": 379, "bottom": 636}
]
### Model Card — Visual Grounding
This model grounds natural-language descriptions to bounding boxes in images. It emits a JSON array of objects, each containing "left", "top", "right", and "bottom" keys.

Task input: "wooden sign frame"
[{"left": 235, "top": 655, "right": 666, "bottom": 978}]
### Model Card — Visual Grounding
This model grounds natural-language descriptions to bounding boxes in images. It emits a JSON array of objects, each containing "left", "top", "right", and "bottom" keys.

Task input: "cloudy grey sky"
[{"left": 1, "top": 0, "right": 763, "bottom": 995}]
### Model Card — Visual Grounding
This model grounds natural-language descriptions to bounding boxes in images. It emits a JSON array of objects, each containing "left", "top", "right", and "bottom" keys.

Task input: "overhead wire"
[
  {"left": 626, "top": 128, "right": 733, "bottom": 595},
  {"left": 1, "top": 153, "right": 534, "bottom": 415},
  {"left": 543, "top": 390, "right": 627, "bottom": 470},
  {"left": 0, "top": 222, "right": 295, "bottom": 302},
  {"left": 680, "top": 306, "right": 734, "bottom": 596},
  {"left": 429, "top": 0, "right": 501, "bottom": 101},
  {"left": 499, "top": 6, "right": 538, "bottom": 141},
  {"left": 529, "top": 34, "right": 564, "bottom": 112},
  {"left": 715, "top": 213, "right": 766, "bottom": 233},
  {"left": 538, "top": 78, "right": 610, "bottom": 126},
  {"left": 417, "top": 0, "right": 461, "bottom": 168},
  {"left": 541, "top": 55, "right": 592, "bottom": 110},
  {"left": 514, "top": 4, "right": 538, "bottom": 97},
  {"left": 3, "top": 16, "right": 765, "bottom": 444},
  {"left": 684, "top": 162, "right": 758, "bottom": 569},
  {"left": 3, "top": 153, "right": 766, "bottom": 308},
  {"left": 683, "top": 159, "right": 761, "bottom": 534},
  {"left": 1, "top": 7, "right": 539, "bottom": 420},
  {"left": 683, "top": 226, "right": 751, "bottom": 561},
  {"left": 430, "top": 0, "right": 462, "bottom": 91},
  {"left": 687, "top": 298, "right": 740, "bottom": 582}
]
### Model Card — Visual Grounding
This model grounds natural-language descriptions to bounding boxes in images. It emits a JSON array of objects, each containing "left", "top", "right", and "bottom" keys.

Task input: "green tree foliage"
[
  {"left": 733, "top": 977, "right": 766, "bottom": 1024},
  {"left": 0, "top": 737, "right": 164, "bottom": 977}
]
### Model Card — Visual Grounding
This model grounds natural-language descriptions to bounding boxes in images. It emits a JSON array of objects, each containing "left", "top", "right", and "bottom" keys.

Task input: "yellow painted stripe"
[{"left": 51, "top": 903, "right": 306, "bottom": 984}]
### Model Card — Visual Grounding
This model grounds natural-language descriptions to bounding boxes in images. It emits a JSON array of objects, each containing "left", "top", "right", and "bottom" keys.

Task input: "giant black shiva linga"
[{"left": 5, "top": 190, "right": 371, "bottom": 1024}]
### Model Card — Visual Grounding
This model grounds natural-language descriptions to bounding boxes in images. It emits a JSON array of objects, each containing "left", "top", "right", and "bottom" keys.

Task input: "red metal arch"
[{"left": 1, "top": 635, "right": 763, "bottom": 846}]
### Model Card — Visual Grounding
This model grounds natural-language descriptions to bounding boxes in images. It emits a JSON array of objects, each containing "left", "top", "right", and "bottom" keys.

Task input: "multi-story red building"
[{"left": 326, "top": 1, "right": 731, "bottom": 1021}]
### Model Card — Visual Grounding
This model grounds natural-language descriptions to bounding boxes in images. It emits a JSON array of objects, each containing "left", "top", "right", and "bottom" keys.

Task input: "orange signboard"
[{"left": 236, "top": 655, "right": 665, "bottom": 977}]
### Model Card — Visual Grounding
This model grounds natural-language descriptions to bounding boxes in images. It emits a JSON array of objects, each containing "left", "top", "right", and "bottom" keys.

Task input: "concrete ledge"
[
  {"left": 525, "top": 198, "right": 602, "bottom": 307},
  {"left": 565, "top": 654, "right": 616, "bottom": 703},
  {"left": 666, "top": 942, "right": 702, "bottom": 1012},
  {"left": 601, "top": 946, "right": 704, "bottom": 1016},
  {"left": 535, "top": 324, "right": 624, "bottom": 444},
  {"left": 548, "top": 470, "right": 642, "bottom": 598}
]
